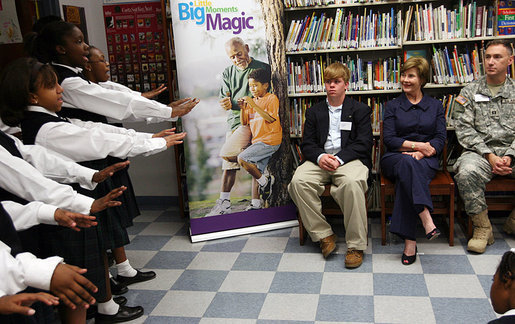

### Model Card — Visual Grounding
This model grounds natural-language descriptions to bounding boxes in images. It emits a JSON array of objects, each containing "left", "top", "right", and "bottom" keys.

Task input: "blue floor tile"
[
  {"left": 172, "top": 270, "right": 228, "bottom": 291},
  {"left": 269, "top": 272, "right": 323, "bottom": 294},
  {"left": 420, "top": 255, "right": 475, "bottom": 274},
  {"left": 145, "top": 251, "right": 197, "bottom": 269},
  {"left": 124, "top": 235, "right": 172, "bottom": 251},
  {"left": 316, "top": 295, "right": 374, "bottom": 322},
  {"left": 232, "top": 253, "right": 282, "bottom": 271},
  {"left": 431, "top": 297, "right": 497, "bottom": 323},
  {"left": 374, "top": 273, "right": 429, "bottom": 296},
  {"left": 203, "top": 292, "right": 266, "bottom": 318},
  {"left": 124, "top": 289, "right": 167, "bottom": 314}
]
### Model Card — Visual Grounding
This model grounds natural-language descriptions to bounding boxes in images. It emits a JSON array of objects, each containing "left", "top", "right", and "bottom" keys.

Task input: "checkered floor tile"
[{"left": 98, "top": 206, "right": 515, "bottom": 323}]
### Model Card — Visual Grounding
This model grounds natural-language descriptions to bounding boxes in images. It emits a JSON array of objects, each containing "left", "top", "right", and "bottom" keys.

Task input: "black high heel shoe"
[
  {"left": 426, "top": 228, "right": 441, "bottom": 241},
  {"left": 402, "top": 247, "right": 417, "bottom": 265}
]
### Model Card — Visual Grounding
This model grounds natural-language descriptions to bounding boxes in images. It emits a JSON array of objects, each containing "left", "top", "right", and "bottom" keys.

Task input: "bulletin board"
[{"left": 103, "top": 1, "right": 167, "bottom": 92}]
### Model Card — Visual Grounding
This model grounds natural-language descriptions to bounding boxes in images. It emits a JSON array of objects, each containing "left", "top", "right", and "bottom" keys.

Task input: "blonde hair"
[
  {"left": 401, "top": 57, "right": 429, "bottom": 87},
  {"left": 324, "top": 62, "right": 350, "bottom": 83}
]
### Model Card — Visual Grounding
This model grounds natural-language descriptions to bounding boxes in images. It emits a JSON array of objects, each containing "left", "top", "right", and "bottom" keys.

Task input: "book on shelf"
[
  {"left": 405, "top": 2, "right": 495, "bottom": 41},
  {"left": 431, "top": 43, "right": 483, "bottom": 85},
  {"left": 404, "top": 49, "right": 428, "bottom": 60},
  {"left": 285, "top": 7, "right": 401, "bottom": 52}
]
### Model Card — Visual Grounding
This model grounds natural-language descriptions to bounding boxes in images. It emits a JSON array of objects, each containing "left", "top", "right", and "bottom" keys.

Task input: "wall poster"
[
  {"left": 170, "top": 0, "right": 297, "bottom": 242},
  {"left": 0, "top": 0, "right": 23, "bottom": 44},
  {"left": 103, "top": 1, "right": 167, "bottom": 92}
]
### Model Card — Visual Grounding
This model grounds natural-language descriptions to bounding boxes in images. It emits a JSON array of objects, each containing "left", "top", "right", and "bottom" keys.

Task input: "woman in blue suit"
[{"left": 380, "top": 57, "right": 447, "bottom": 265}]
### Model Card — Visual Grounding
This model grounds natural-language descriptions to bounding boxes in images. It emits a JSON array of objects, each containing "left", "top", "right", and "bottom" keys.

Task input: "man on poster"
[{"left": 206, "top": 37, "right": 270, "bottom": 216}]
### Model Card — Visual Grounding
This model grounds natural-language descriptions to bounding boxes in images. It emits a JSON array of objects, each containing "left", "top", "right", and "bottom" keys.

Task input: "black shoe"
[
  {"left": 401, "top": 247, "right": 417, "bottom": 265},
  {"left": 426, "top": 227, "right": 441, "bottom": 241},
  {"left": 86, "top": 296, "right": 127, "bottom": 320},
  {"left": 95, "top": 304, "right": 144, "bottom": 323},
  {"left": 116, "top": 270, "right": 156, "bottom": 286},
  {"left": 110, "top": 277, "right": 128, "bottom": 295}
]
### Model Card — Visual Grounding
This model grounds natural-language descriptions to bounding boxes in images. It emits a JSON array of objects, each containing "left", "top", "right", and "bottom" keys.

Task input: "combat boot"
[
  {"left": 467, "top": 210, "right": 494, "bottom": 254},
  {"left": 503, "top": 209, "right": 515, "bottom": 235}
]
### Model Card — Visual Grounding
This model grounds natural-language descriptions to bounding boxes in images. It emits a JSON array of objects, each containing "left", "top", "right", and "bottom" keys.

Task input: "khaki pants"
[
  {"left": 288, "top": 160, "right": 369, "bottom": 250},
  {"left": 220, "top": 125, "right": 251, "bottom": 170}
]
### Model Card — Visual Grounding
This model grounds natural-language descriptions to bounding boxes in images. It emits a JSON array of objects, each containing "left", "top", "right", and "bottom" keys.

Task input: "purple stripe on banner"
[{"left": 190, "top": 204, "right": 298, "bottom": 235}]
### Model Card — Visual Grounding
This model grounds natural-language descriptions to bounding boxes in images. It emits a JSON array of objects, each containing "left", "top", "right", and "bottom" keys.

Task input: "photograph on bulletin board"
[
  {"left": 170, "top": 0, "right": 297, "bottom": 241},
  {"left": 102, "top": 1, "right": 166, "bottom": 92}
]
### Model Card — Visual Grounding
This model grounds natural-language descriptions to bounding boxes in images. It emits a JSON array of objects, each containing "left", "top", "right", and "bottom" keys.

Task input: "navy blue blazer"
[
  {"left": 300, "top": 97, "right": 373, "bottom": 170},
  {"left": 382, "top": 93, "right": 447, "bottom": 170}
]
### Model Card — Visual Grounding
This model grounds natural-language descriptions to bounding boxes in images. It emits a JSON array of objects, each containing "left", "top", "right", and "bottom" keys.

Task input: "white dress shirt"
[
  {"left": 27, "top": 106, "right": 167, "bottom": 162},
  {"left": 0, "top": 241, "right": 62, "bottom": 297},
  {"left": 99, "top": 81, "right": 174, "bottom": 124},
  {"left": 2, "top": 201, "right": 58, "bottom": 231},
  {"left": 53, "top": 63, "right": 175, "bottom": 121},
  {"left": 10, "top": 133, "right": 97, "bottom": 190},
  {"left": 317, "top": 102, "right": 344, "bottom": 165},
  {"left": 0, "top": 143, "right": 94, "bottom": 215}
]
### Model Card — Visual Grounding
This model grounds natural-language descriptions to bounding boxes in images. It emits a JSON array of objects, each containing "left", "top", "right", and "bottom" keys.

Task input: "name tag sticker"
[
  {"left": 474, "top": 94, "right": 490, "bottom": 102},
  {"left": 340, "top": 121, "right": 352, "bottom": 131}
]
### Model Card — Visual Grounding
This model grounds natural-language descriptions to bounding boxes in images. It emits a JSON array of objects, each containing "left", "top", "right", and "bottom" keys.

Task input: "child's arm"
[
  {"left": 238, "top": 99, "right": 249, "bottom": 125},
  {"left": 242, "top": 97, "right": 276, "bottom": 123}
]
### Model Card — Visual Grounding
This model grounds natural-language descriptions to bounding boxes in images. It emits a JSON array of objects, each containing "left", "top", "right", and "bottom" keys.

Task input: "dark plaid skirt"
[
  {"left": 36, "top": 224, "right": 107, "bottom": 301},
  {"left": 106, "top": 156, "right": 141, "bottom": 228},
  {"left": 78, "top": 159, "right": 130, "bottom": 250}
]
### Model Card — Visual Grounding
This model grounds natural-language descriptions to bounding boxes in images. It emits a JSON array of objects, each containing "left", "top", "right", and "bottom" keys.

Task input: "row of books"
[
  {"left": 404, "top": 2, "right": 495, "bottom": 41},
  {"left": 431, "top": 44, "right": 483, "bottom": 85},
  {"left": 287, "top": 55, "right": 402, "bottom": 94},
  {"left": 284, "top": 0, "right": 384, "bottom": 8},
  {"left": 498, "top": 0, "right": 515, "bottom": 35},
  {"left": 286, "top": 8, "right": 401, "bottom": 52},
  {"left": 439, "top": 94, "right": 459, "bottom": 127}
]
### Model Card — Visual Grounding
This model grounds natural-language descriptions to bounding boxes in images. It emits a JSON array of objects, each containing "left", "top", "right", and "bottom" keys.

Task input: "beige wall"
[{"left": 58, "top": 0, "right": 178, "bottom": 197}]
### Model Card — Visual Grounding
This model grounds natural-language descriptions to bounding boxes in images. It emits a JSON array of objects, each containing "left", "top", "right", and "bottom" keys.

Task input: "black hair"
[
  {"left": 0, "top": 57, "right": 57, "bottom": 126},
  {"left": 86, "top": 45, "right": 99, "bottom": 59},
  {"left": 32, "top": 15, "right": 63, "bottom": 33},
  {"left": 497, "top": 250, "right": 515, "bottom": 283},
  {"left": 248, "top": 68, "right": 271, "bottom": 84},
  {"left": 24, "top": 20, "right": 76, "bottom": 63}
]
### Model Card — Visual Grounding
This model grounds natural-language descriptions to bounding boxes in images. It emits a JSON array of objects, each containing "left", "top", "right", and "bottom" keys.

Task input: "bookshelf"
[{"left": 283, "top": 0, "right": 515, "bottom": 211}]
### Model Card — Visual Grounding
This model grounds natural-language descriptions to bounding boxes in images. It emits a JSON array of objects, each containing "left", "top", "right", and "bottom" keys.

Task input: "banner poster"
[
  {"left": 103, "top": 1, "right": 167, "bottom": 92},
  {"left": 170, "top": 0, "right": 297, "bottom": 241},
  {"left": 0, "top": 0, "right": 23, "bottom": 44}
]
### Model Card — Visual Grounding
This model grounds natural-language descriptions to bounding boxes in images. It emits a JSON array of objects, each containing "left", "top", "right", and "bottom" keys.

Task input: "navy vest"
[{"left": 0, "top": 203, "right": 23, "bottom": 256}]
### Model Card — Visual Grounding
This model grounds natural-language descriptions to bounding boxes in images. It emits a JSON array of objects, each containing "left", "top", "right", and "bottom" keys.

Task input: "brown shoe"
[
  {"left": 319, "top": 234, "right": 337, "bottom": 258},
  {"left": 345, "top": 249, "right": 364, "bottom": 268}
]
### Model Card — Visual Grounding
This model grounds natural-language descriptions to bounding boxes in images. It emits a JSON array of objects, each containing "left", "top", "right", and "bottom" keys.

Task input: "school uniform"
[
  {"left": 488, "top": 309, "right": 515, "bottom": 323},
  {"left": 51, "top": 63, "right": 174, "bottom": 121},
  {"left": 0, "top": 130, "right": 106, "bottom": 300},
  {"left": 20, "top": 106, "right": 166, "bottom": 249},
  {"left": 0, "top": 204, "right": 59, "bottom": 324}
]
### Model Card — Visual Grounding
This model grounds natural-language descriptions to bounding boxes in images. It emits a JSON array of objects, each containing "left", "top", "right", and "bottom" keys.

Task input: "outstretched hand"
[
  {"left": 153, "top": 128, "right": 177, "bottom": 138},
  {"left": 92, "top": 161, "right": 129, "bottom": 183},
  {"left": 50, "top": 264, "right": 98, "bottom": 310},
  {"left": 0, "top": 293, "right": 59, "bottom": 316},
  {"left": 142, "top": 84, "right": 167, "bottom": 99},
  {"left": 90, "top": 186, "right": 126, "bottom": 214},
  {"left": 54, "top": 208, "right": 97, "bottom": 232},
  {"left": 164, "top": 132, "right": 187, "bottom": 147},
  {"left": 169, "top": 97, "right": 200, "bottom": 117}
]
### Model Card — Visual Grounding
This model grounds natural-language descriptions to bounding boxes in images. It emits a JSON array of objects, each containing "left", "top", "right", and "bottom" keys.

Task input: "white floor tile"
[
  {"left": 259, "top": 293, "right": 319, "bottom": 321},
  {"left": 242, "top": 237, "right": 289, "bottom": 253},
  {"left": 187, "top": 252, "right": 239, "bottom": 270},
  {"left": 151, "top": 290, "right": 216, "bottom": 317},
  {"left": 320, "top": 272, "right": 373, "bottom": 295},
  {"left": 425, "top": 274, "right": 486, "bottom": 298},
  {"left": 218, "top": 271, "right": 275, "bottom": 293},
  {"left": 374, "top": 296, "right": 435, "bottom": 324},
  {"left": 277, "top": 253, "right": 326, "bottom": 272}
]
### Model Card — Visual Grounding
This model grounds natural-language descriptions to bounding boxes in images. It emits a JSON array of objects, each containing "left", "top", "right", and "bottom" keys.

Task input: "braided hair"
[{"left": 497, "top": 250, "right": 515, "bottom": 283}]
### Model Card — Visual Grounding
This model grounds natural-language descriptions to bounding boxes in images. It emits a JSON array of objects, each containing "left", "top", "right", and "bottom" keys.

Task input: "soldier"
[{"left": 454, "top": 39, "right": 515, "bottom": 254}]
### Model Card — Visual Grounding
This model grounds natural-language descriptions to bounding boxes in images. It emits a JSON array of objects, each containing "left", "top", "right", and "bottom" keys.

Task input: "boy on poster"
[{"left": 233, "top": 68, "right": 281, "bottom": 210}]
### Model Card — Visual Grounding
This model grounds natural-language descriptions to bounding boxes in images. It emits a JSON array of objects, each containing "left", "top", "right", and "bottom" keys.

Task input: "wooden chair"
[
  {"left": 456, "top": 177, "right": 515, "bottom": 239},
  {"left": 379, "top": 121, "right": 455, "bottom": 246}
]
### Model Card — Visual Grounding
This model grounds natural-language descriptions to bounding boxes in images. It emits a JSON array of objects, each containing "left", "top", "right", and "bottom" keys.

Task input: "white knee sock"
[
  {"left": 98, "top": 298, "right": 119, "bottom": 315},
  {"left": 116, "top": 259, "right": 137, "bottom": 277},
  {"left": 257, "top": 175, "right": 267, "bottom": 186},
  {"left": 252, "top": 199, "right": 261, "bottom": 207},
  {"left": 220, "top": 192, "right": 230, "bottom": 200}
]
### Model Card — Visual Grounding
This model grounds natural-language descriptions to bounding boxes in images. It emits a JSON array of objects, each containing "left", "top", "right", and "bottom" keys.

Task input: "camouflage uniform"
[{"left": 453, "top": 75, "right": 515, "bottom": 215}]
